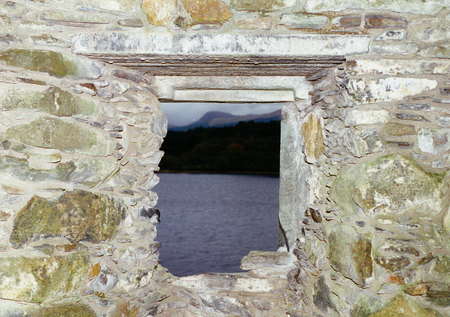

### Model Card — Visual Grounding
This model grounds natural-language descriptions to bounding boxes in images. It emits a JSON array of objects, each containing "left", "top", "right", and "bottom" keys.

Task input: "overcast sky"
[{"left": 161, "top": 102, "right": 283, "bottom": 127}]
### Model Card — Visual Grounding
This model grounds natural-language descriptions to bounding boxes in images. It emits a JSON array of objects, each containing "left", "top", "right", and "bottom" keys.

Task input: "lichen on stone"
[
  {"left": 181, "top": 0, "right": 232, "bottom": 24},
  {"left": 10, "top": 190, "right": 127, "bottom": 248},
  {"left": 332, "top": 154, "right": 447, "bottom": 216},
  {"left": 0, "top": 253, "right": 90, "bottom": 303},
  {"left": 368, "top": 295, "right": 440, "bottom": 317},
  {"left": 29, "top": 304, "right": 96, "bottom": 317},
  {"left": 2, "top": 86, "right": 97, "bottom": 117},
  {"left": 231, "top": 0, "right": 286, "bottom": 12},
  {"left": 0, "top": 49, "right": 78, "bottom": 77},
  {"left": 5, "top": 117, "right": 114, "bottom": 155},
  {"left": 301, "top": 113, "right": 325, "bottom": 162}
]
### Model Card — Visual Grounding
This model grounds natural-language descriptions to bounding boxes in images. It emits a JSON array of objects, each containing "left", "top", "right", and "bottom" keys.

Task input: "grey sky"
[{"left": 161, "top": 102, "right": 283, "bottom": 127}]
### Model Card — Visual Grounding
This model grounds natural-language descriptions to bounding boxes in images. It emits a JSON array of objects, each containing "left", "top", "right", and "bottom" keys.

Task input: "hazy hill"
[{"left": 169, "top": 109, "right": 281, "bottom": 131}]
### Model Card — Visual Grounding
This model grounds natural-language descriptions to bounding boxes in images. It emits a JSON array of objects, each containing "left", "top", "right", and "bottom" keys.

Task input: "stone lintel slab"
[
  {"left": 172, "top": 89, "right": 295, "bottom": 102},
  {"left": 72, "top": 33, "right": 369, "bottom": 76},
  {"left": 72, "top": 33, "right": 371, "bottom": 56},
  {"left": 152, "top": 76, "right": 312, "bottom": 100}
]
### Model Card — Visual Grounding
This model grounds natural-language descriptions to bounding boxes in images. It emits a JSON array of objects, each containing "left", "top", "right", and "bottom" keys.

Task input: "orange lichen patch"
[
  {"left": 88, "top": 262, "right": 101, "bottom": 280},
  {"left": 387, "top": 274, "right": 405, "bottom": 284},
  {"left": 63, "top": 244, "right": 77, "bottom": 252},
  {"left": 181, "top": 0, "right": 232, "bottom": 24},
  {"left": 301, "top": 113, "right": 325, "bottom": 160}
]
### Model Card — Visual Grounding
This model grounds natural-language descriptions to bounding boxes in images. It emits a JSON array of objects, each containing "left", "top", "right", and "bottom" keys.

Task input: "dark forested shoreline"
[{"left": 160, "top": 120, "right": 280, "bottom": 175}]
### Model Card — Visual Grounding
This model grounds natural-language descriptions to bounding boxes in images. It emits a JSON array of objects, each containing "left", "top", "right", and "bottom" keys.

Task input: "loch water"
[{"left": 155, "top": 173, "right": 279, "bottom": 277}]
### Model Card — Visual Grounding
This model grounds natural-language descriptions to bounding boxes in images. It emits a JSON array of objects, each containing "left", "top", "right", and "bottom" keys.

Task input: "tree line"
[{"left": 160, "top": 120, "right": 280, "bottom": 174}]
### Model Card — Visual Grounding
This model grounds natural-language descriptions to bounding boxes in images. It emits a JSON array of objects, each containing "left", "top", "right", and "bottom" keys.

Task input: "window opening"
[{"left": 155, "top": 102, "right": 282, "bottom": 276}]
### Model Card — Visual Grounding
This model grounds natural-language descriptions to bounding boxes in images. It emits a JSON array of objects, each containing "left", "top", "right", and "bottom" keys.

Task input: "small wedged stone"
[
  {"left": 365, "top": 15, "right": 407, "bottom": 29},
  {"left": 375, "top": 30, "right": 407, "bottom": 41},
  {"left": 395, "top": 113, "right": 429, "bottom": 121},
  {"left": 374, "top": 256, "right": 410, "bottom": 272},
  {"left": 332, "top": 15, "right": 361, "bottom": 28},
  {"left": 117, "top": 19, "right": 144, "bottom": 28},
  {"left": 10, "top": 190, "right": 127, "bottom": 248},
  {"left": 397, "top": 103, "right": 430, "bottom": 111}
]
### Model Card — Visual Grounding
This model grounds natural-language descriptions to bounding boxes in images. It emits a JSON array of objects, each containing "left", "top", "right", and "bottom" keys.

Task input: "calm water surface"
[{"left": 155, "top": 173, "right": 279, "bottom": 276}]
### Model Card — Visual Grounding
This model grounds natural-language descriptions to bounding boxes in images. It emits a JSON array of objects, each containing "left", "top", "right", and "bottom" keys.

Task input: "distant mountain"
[{"left": 170, "top": 109, "right": 281, "bottom": 131}]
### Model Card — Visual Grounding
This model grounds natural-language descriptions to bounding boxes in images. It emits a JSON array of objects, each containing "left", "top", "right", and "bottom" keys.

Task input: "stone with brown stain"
[
  {"left": 181, "top": 0, "right": 232, "bottom": 24},
  {"left": 365, "top": 15, "right": 407, "bottom": 29},
  {"left": 301, "top": 113, "right": 325, "bottom": 162},
  {"left": 384, "top": 123, "right": 415, "bottom": 136},
  {"left": 375, "top": 256, "right": 410, "bottom": 272},
  {"left": 405, "top": 283, "right": 428, "bottom": 296},
  {"left": 333, "top": 15, "right": 361, "bottom": 28}
]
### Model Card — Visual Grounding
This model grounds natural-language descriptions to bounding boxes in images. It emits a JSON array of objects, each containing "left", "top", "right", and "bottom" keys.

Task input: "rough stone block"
[
  {"left": 332, "top": 154, "right": 447, "bottom": 216},
  {"left": 345, "top": 78, "right": 437, "bottom": 103},
  {"left": 384, "top": 123, "right": 415, "bottom": 136},
  {"left": 142, "top": 0, "right": 176, "bottom": 26},
  {"left": 419, "top": 44, "right": 450, "bottom": 58},
  {"left": 301, "top": 113, "right": 325, "bottom": 162},
  {"left": 40, "top": 9, "right": 111, "bottom": 25},
  {"left": 369, "top": 296, "right": 440, "bottom": 317},
  {"left": 345, "top": 59, "right": 450, "bottom": 75},
  {"left": 4, "top": 117, "right": 115, "bottom": 156},
  {"left": 1, "top": 86, "right": 97, "bottom": 117},
  {"left": 230, "top": 0, "right": 295, "bottom": 11},
  {"left": 303, "top": 0, "right": 444, "bottom": 15},
  {"left": 365, "top": 15, "right": 407, "bottom": 29},
  {"left": 280, "top": 14, "right": 328, "bottom": 29},
  {"left": 0, "top": 253, "right": 89, "bottom": 303},
  {"left": 181, "top": 0, "right": 232, "bottom": 24},
  {"left": 0, "top": 49, "right": 103, "bottom": 78},
  {"left": 370, "top": 43, "right": 418, "bottom": 55},
  {"left": 324, "top": 224, "right": 372, "bottom": 285},
  {"left": 418, "top": 128, "right": 450, "bottom": 154},
  {"left": 10, "top": 190, "right": 127, "bottom": 247},
  {"left": 342, "top": 129, "right": 382, "bottom": 157},
  {"left": 343, "top": 109, "right": 390, "bottom": 126}
]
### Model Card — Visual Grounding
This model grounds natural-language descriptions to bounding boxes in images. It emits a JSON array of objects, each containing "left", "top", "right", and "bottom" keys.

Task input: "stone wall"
[{"left": 0, "top": 0, "right": 448, "bottom": 316}]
